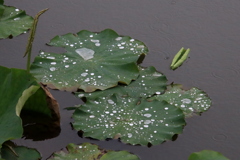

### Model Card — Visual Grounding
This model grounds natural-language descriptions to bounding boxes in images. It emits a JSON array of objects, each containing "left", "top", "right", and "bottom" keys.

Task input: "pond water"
[{"left": 1, "top": 0, "right": 240, "bottom": 159}]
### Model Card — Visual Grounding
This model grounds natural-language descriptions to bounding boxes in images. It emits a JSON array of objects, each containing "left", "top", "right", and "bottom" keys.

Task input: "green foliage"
[
  {"left": 30, "top": 29, "right": 148, "bottom": 92},
  {"left": 76, "top": 66, "right": 167, "bottom": 99},
  {"left": 48, "top": 143, "right": 101, "bottom": 160},
  {"left": 188, "top": 150, "right": 229, "bottom": 160},
  {"left": 170, "top": 47, "right": 190, "bottom": 70},
  {"left": 0, "top": 66, "right": 58, "bottom": 148},
  {"left": 100, "top": 151, "right": 139, "bottom": 160},
  {"left": 0, "top": 2, "right": 33, "bottom": 39},
  {"left": 73, "top": 94, "right": 185, "bottom": 146},
  {"left": 149, "top": 84, "right": 211, "bottom": 117},
  {"left": 1, "top": 141, "right": 41, "bottom": 160},
  {"left": 0, "top": 66, "right": 39, "bottom": 148},
  {"left": 48, "top": 143, "right": 139, "bottom": 160}
]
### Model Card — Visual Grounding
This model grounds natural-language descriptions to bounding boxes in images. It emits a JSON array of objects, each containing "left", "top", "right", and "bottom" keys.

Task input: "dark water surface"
[{"left": 1, "top": 0, "right": 240, "bottom": 159}]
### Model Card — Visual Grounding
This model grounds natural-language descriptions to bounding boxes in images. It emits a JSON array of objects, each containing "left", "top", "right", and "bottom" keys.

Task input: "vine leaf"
[
  {"left": 72, "top": 94, "right": 185, "bottom": 146},
  {"left": 149, "top": 84, "right": 211, "bottom": 117},
  {"left": 76, "top": 66, "right": 167, "bottom": 100},
  {"left": 48, "top": 143, "right": 139, "bottom": 160},
  {"left": 0, "top": 2, "right": 33, "bottom": 39},
  {"left": 30, "top": 29, "right": 148, "bottom": 92},
  {"left": 188, "top": 150, "right": 229, "bottom": 160},
  {"left": 1, "top": 141, "right": 41, "bottom": 160}
]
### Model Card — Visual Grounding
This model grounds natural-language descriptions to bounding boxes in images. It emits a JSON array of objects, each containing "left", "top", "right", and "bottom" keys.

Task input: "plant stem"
[{"left": 24, "top": 8, "right": 48, "bottom": 73}]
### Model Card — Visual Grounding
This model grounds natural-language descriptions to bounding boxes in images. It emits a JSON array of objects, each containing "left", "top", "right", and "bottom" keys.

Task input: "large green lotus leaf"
[
  {"left": 1, "top": 141, "right": 41, "bottom": 160},
  {"left": 0, "top": 2, "right": 33, "bottom": 39},
  {"left": 149, "top": 84, "right": 211, "bottom": 118},
  {"left": 72, "top": 94, "right": 185, "bottom": 146},
  {"left": 76, "top": 66, "right": 167, "bottom": 100},
  {"left": 0, "top": 66, "right": 39, "bottom": 147},
  {"left": 100, "top": 151, "right": 139, "bottom": 160},
  {"left": 30, "top": 29, "right": 148, "bottom": 92},
  {"left": 48, "top": 143, "right": 101, "bottom": 160},
  {"left": 188, "top": 150, "right": 229, "bottom": 160}
]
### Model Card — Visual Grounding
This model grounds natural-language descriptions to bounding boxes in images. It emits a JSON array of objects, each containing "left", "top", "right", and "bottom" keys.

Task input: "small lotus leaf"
[
  {"left": 0, "top": 2, "right": 33, "bottom": 39},
  {"left": 30, "top": 29, "right": 148, "bottom": 92},
  {"left": 48, "top": 143, "right": 101, "bottom": 160},
  {"left": 1, "top": 141, "right": 41, "bottom": 160},
  {"left": 100, "top": 150, "right": 139, "bottom": 160},
  {"left": 72, "top": 94, "right": 185, "bottom": 146},
  {"left": 188, "top": 150, "right": 229, "bottom": 160},
  {"left": 149, "top": 84, "right": 211, "bottom": 117},
  {"left": 48, "top": 143, "right": 139, "bottom": 160},
  {"left": 76, "top": 66, "right": 167, "bottom": 100}
]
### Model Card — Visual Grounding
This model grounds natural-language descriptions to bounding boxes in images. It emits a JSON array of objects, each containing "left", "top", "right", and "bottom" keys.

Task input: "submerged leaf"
[
  {"left": 72, "top": 94, "right": 185, "bottom": 146},
  {"left": 149, "top": 84, "right": 211, "bottom": 117},
  {"left": 30, "top": 29, "right": 148, "bottom": 92},
  {"left": 76, "top": 66, "right": 167, "bottom": 99},
  {"left": 0, "top": 2, "right": 33, "bottom": 39},
  {"left": 170, "top": 47, "right": 190, "bottom": 70},
  {"left": 1, "top": 141, "right": 41, "bottom": 160},
  {"left": 188, "top": 150, "right": 229, "bottom": 160}
]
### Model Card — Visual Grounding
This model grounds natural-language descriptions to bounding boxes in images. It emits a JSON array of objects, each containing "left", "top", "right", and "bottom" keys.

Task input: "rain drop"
[
  {"left": 81, "top": 73, "right": 88, "bottom": 77},
  {"left": 128, "top": 133, "right": 132, "bottom": 138},
  {"left": 181, "top": 98, "right": 191, "bottom": 104},
  {"left": 76, "top": 48, "right": 94, "bottom": 60},
  {"left": 144, "top": 113, "right": 152, "bottom": 118},
  {"left": 50, "top": 67, "right": 56, "bottom": 71},
  {"left": 115, "top": 37, "right": 122, "bottom": 41}
]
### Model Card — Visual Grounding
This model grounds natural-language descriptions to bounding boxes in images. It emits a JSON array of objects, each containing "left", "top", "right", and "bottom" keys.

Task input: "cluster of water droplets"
[{"left": 73, "top": 94, "right": 184, "bottom": 145}]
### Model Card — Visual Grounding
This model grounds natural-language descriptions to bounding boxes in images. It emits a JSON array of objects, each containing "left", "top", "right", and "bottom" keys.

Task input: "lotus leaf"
[
  {"left": 30, "top": 29, "right": 148, "bottom": 92},
  {"left": 149, "top": 84, "right": 211, "bottom": 117},
  {"left": 1, "top": 141, "right": 41, "bottom": 160},
  {"left": 48, "top": 143, "right": 101, "bottom": 160},
  {"left": 0, "top": 66, "right": 59, "bottom": 147},
  {"left": 0, "top": 1, "right": 33, "bottom": 39},
  {"left": 188, "top": 150, "right": 229, "bottom": 160},
  {"left": 72, "top": 94, "right": 185, "bottom": 146},
  {"left": 76, "top": 66, "right": 167, "bottom": 100},
  {"left": 0, "top": 66, "right": 39, "bottom": 147},
  {"left": 48, "top": 142, "right": 139, "bottom": 160},
  {"left": 100, "top": 151, "right": 139, "bottom": 160}
]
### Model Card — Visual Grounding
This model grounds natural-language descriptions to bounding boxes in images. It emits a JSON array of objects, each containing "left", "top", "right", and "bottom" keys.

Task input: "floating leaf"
[
  {"left": 0, "top": 66, "right": 39, "bottom": 147},
  {"left": 48, "top": 143, "right": 101, "bottom": 160},
  {"left": 170, "top": 47, "right": 190, "bottom": 70},
  {"left": 1, "top": 141, "right": 41, "bottom": 160},
  {"left": 100, "top": 150, "right": 139, "bottom": 160},
  {"left": 0, "top": 2, "right": 33, "bottom": 39},
  {"left": 72, "top": 94, "right": 185, "bottom": 146},
  {"left": 76, "top": 66, "right": 167, "bottom": 100},
  {"left": 30, "top": 29, "right": 148, "bottom": 92},
  {"left": 188, "top": 150, "right": 229, "bottom": 160},
  {"left": 48, "top": 143, "right": 139, "bottom": 160},
  {"left": 149, "top": 84, "right": 211, "bottom": 117}
]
